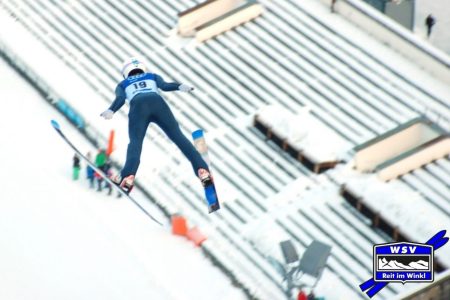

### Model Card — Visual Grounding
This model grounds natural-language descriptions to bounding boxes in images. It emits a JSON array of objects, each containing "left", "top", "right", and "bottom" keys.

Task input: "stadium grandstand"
[{"left": 0, "top": 0, "right": 449, "bottom": 299}]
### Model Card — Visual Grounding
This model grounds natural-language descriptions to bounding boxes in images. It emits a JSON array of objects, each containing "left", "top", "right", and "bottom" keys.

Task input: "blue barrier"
[{"left": 55, "top": 99, "right": 85, "bottom": 129}]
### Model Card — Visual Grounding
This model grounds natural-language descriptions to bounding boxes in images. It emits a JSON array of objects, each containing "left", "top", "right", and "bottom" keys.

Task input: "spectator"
[
  {"left": 94, "top": 171, "right": 103, "bottom": 192},
  {"left": 297, "top": 289, "right": 307, "bottom": 300},
  {"left": 103, "top": 159, "right": 113, "bottom": 195},
  {"left": 86, "top": 152, "right": 95, "bottom": 188},
  {"left": 425, "top": 14, "right": 436, "bottom": 38},
  {"left": 73, "top": 153, "right": 81, "bottom": 180},
  {"left": 331, "top": 0, "right": 337, "bottom": 13},
  {"left": 95, "top": 148, "right": 107, "bottom": 192},
  {"left": 95, "top": 148, "right": 107, "bottom": 170}
]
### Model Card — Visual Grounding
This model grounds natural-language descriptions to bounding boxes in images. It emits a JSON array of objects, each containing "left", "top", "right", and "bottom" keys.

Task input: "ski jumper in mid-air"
[{"left": 100, "top": 57, "right": 212, "bottom": 192}]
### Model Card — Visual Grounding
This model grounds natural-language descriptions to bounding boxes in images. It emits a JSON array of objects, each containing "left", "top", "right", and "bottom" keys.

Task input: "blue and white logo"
[
  {"left": 374, "top": 242, "right": 433, "bottom": 283},
  {"left": 361, "top": 231, "right": 448, "bottom": 298}
]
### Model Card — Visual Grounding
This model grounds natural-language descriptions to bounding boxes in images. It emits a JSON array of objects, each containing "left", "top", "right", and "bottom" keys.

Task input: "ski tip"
[
  {"left": 51, "top": 119, "right": 60, "bottom": 130},
  {"left": 192, "top": 129, "right": 204, "bottom": 140}
]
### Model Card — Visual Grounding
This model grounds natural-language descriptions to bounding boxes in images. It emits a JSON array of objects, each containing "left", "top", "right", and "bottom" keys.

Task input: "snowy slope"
[{"left": 0, "top": 58, "right": 246, "bottom": 300}]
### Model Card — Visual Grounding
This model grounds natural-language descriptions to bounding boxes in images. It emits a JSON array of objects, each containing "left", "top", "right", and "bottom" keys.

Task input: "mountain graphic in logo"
[
  {"left": 378, "top": 256, "right": 429, "bottom": 270},
  {"left": 373, "top": 241, "right": 435, "bottom": 284}
]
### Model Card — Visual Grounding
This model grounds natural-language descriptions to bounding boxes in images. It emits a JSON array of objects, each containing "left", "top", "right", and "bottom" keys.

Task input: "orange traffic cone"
[
  {"left": 171, "top": 215, "right": 188, "bottom": 236},
  {"left": 187, "top": 226, "right": 207, "bottom": 247}
]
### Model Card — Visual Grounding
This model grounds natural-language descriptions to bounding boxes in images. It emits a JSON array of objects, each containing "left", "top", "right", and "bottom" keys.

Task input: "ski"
[
  {"left": 51, "top": 120, "right": 163, "bottom": 226},
  {"left": 192, "top": 129, "right": 220, "bottom": 213}
]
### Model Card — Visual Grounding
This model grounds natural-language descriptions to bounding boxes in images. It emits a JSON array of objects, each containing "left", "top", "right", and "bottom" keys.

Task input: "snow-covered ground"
[
  {"left": 0, "top": 1, "right": 447, "bottom": 298},
  {"left": 0, "top": 58, "right": 246, "bottom": 300}
]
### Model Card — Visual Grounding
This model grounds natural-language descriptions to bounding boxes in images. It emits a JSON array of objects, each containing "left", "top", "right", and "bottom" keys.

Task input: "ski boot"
[
  {"left": 198, "top": 168, "right": 219, "bottom": 213},
  {"left": 198, "top": 168, "right": 213, "bottom": 187},
  {"left": 111, "top": 174, "right": 135, "bottom": 195}
]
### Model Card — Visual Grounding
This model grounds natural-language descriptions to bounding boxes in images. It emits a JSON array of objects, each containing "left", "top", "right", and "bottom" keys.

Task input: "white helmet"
[{"left": 121, "top": 57, "right": 148, "bottom": 78}]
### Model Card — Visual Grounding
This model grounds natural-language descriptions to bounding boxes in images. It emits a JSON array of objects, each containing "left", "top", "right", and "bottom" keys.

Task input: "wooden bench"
[
  {"left": 178, "top": 0, "right": 263, "bottom": 42},
  {"left": 254, "top": 106, "right": 348, "bottom": 174}
]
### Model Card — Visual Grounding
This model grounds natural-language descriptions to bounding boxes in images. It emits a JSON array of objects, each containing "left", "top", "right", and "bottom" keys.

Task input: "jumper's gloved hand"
[
  {"left": 100, "top": 109, "right": 114, "bottom": 120},
  {"left": 179, "top": 84, "right": 194, "bottom": 92}
]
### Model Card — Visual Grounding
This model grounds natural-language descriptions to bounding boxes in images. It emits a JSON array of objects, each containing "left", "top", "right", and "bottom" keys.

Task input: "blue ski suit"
[{"left": 108, "top": 72, "right": 209, "bottom": 178}]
